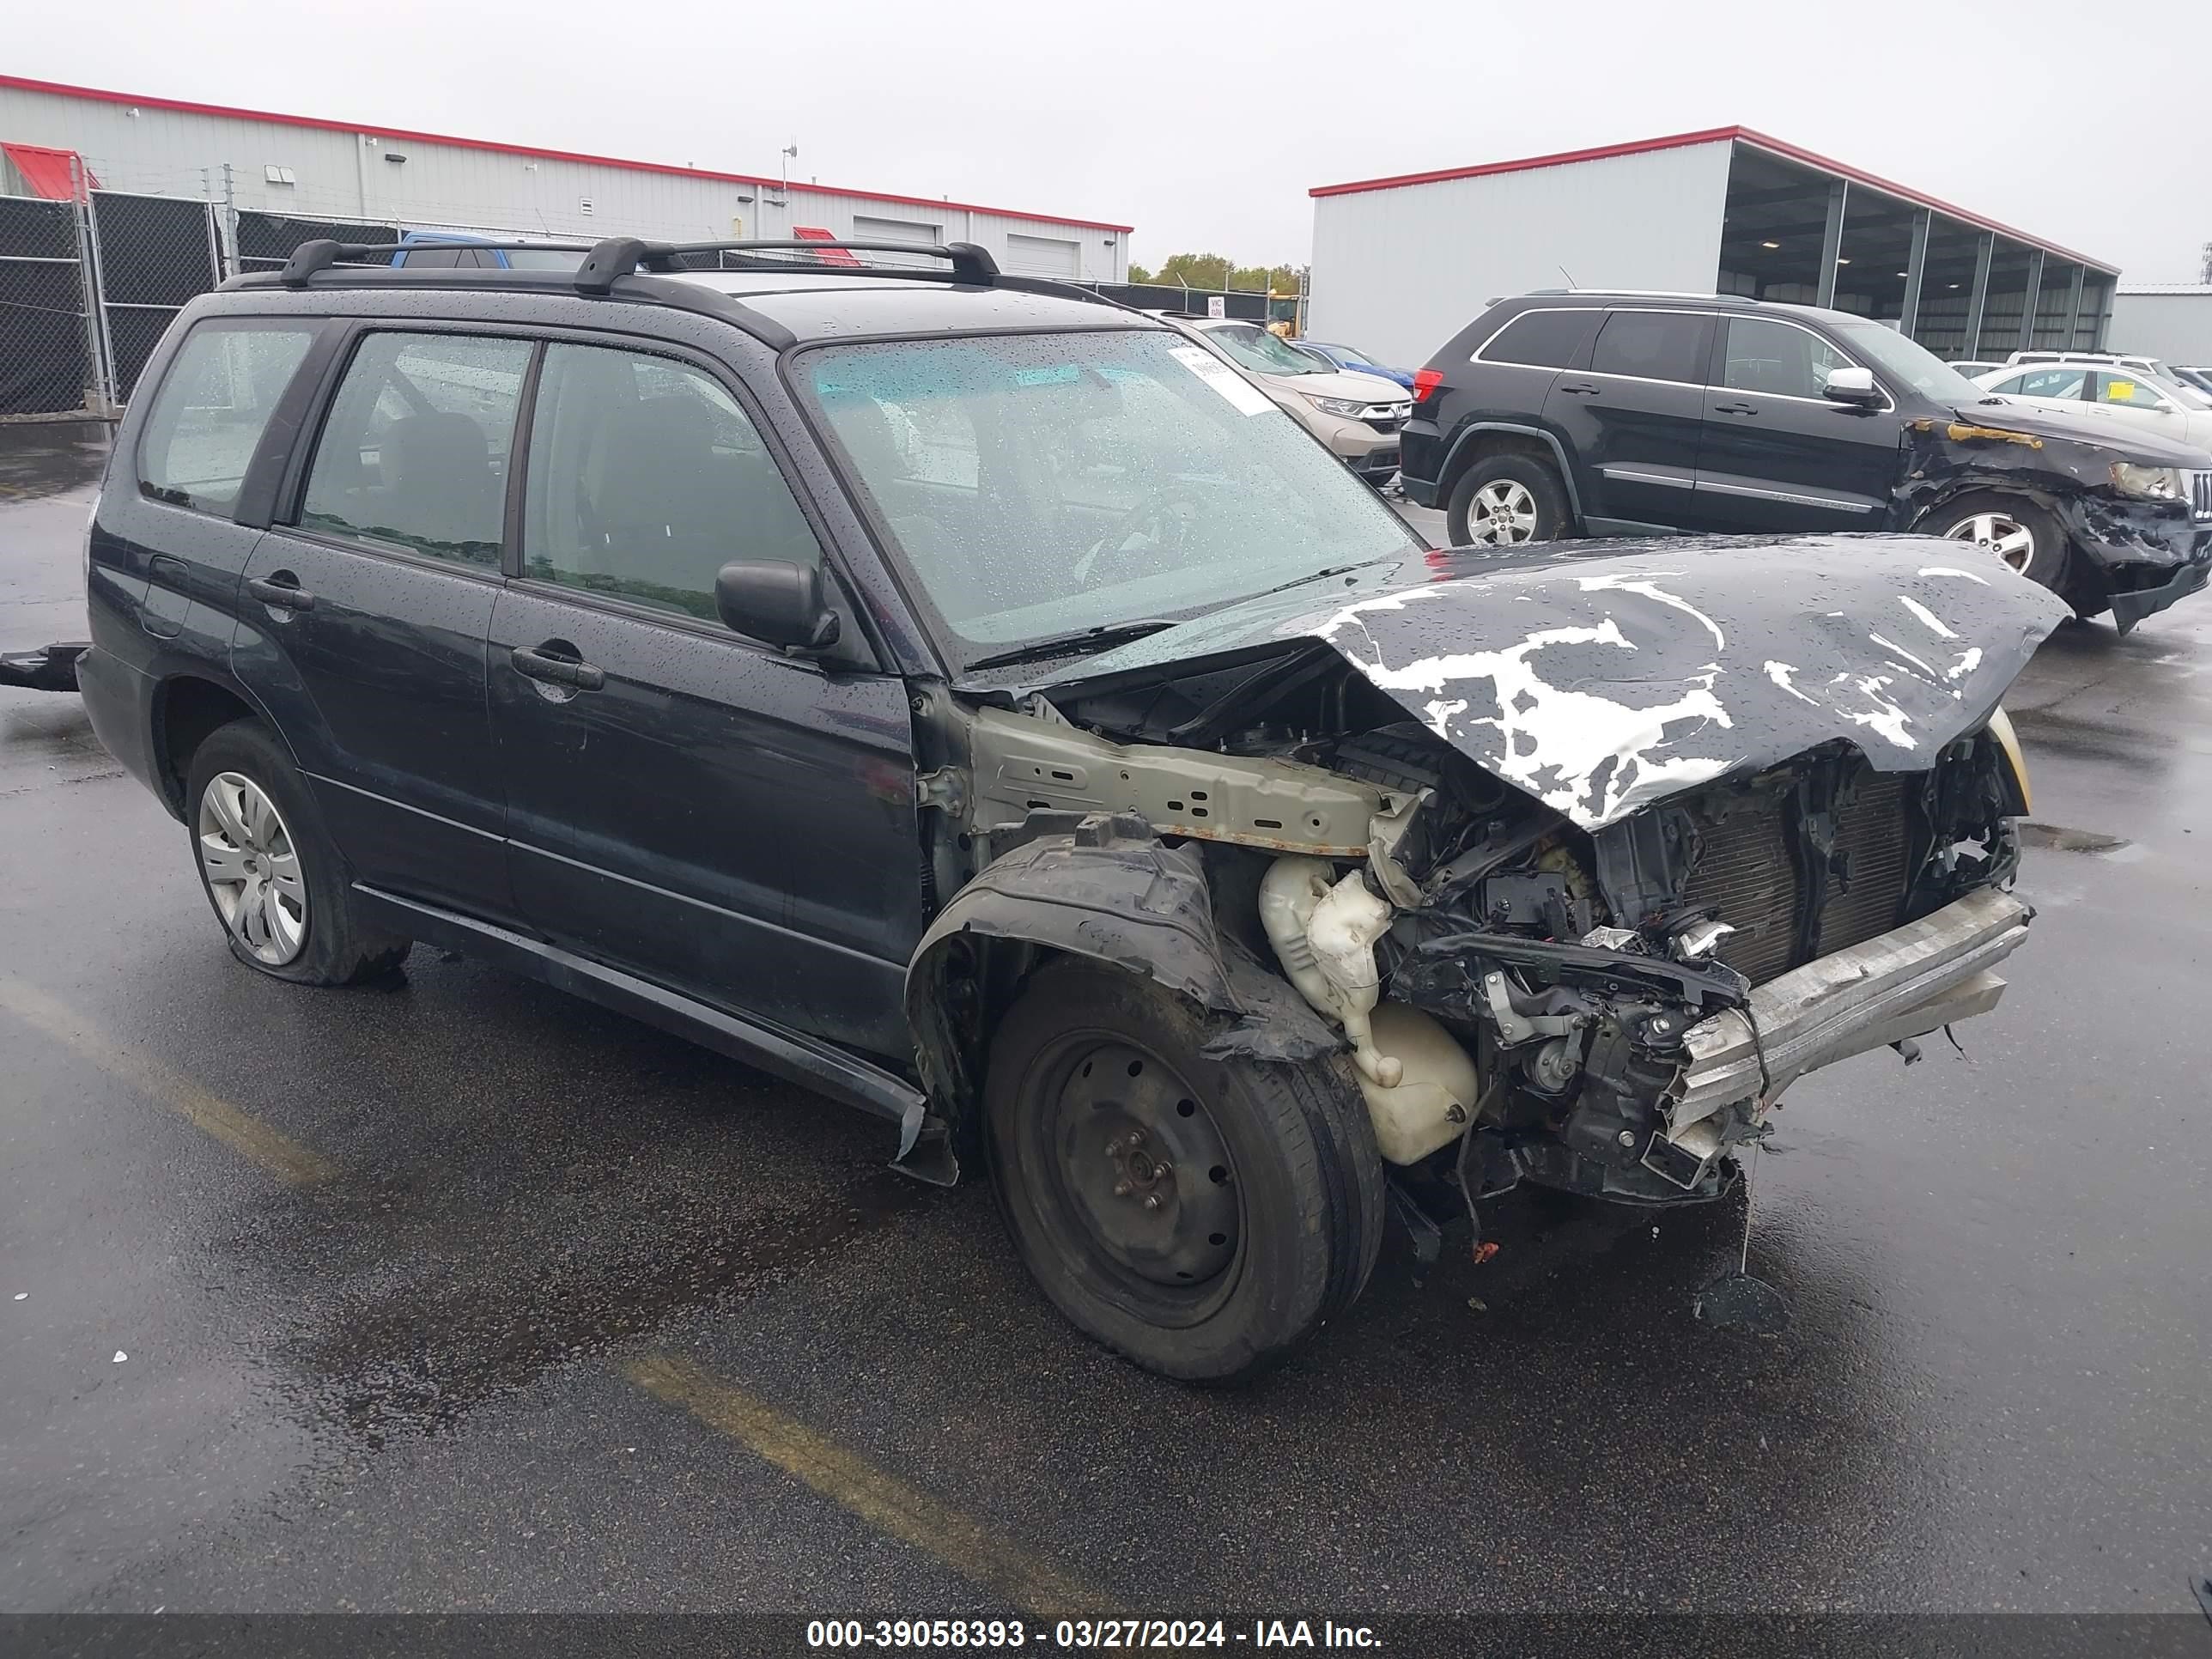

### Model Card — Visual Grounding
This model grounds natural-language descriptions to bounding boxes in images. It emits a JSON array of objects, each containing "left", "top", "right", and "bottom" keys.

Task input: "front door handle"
[
  {"left": 1711, "top": 401, "right": 1758, "bottom": 416},
  {"left": 1557, "top": 381, "right": 1600, "bottom": 396},
  {"left": 246, "top": 574, "right": 315, "bottom": 611},
  {"left": 510, "top": 643, "right": 605, "bottom": 692}
]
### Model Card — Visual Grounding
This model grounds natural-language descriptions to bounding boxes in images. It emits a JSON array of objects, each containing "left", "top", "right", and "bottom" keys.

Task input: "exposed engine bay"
[{"left": 913, "top": 629, "right": 2036, "bottom": 1231}]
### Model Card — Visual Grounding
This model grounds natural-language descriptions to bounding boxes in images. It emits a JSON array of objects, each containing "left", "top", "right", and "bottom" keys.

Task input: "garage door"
[
  {"left": 1005, "top": 233, "right": 1081, "bottom": 277},
  {"left": 853, "top": 215, "right": 942, "bottom": 246}
]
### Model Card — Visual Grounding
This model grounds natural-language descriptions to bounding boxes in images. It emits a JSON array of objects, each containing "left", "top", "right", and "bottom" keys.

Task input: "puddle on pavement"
[{"left": 2018, "top": 820, "right": 2130, "bottom": 855}]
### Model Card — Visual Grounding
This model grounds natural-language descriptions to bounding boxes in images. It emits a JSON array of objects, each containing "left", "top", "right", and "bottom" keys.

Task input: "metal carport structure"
[{"left": 1308, "top": 128, "right": 2119, "bottom": 370}]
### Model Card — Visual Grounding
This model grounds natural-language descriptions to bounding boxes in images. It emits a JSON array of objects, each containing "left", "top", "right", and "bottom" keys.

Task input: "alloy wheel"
[
  {"left": 198, "top": 771, "right": 308, "bottom": 965},
  {"left": 1942, "top": 510, "right": 2036, "bottom": 574},
  {"left": 1468, "top": 478, "right": 1538, "bottom": 545}
]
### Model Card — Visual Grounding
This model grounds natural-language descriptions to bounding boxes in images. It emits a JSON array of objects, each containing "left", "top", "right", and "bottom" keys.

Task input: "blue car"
[
  {"left": 1291, "top": 339, "right": 1415, "bottom": 390},
  {"left": 389, "top": 230, "right": 580, "bottom": 270}
]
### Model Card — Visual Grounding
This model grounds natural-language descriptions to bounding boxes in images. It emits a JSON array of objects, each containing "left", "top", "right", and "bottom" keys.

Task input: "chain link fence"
[
  {"left": 0, "top": 173, "right": 104, "bottom": 421},
  {"left": 0, "top": 189, "right": 545, "bottom": 420}
]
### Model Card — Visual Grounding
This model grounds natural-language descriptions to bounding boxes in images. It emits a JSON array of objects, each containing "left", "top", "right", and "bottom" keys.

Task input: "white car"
[
  {"left": 1972, "top": 362, "right": 2212, "bottom": 452},
  {"left": 1168, "top": 317, "right": 1411, "bottom": 483}
]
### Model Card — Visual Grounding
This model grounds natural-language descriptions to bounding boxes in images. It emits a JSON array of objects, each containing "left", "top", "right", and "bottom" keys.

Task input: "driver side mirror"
[
  {"left": 714, "top": 560, "right": 842, "bottom": 653},
  {"left": 1822, "top": 364, "right": 1882, "bottom": 408}
]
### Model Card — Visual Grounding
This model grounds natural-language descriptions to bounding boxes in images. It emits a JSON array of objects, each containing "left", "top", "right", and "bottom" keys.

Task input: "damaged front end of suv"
[{"left": 908, "top": 535, "right": 2064, "bottom": 1271}]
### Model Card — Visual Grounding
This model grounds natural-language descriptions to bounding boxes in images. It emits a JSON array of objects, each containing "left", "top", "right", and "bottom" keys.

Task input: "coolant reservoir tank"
[{"left": 1357, "top": 1004, "right": 1480, "bottom": 1165}]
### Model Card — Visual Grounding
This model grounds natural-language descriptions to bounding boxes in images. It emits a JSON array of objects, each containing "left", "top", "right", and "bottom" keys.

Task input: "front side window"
[
  {"left": 136, "top": 322, "right": 315, "bottom": 515},
  {"left": 1589, "top": 311, "right": 1711, "bottom": 385},
  {"left": 521, "top": 344, "right": 822, "bottom": 623},
  {"left": 1479, "top": 309, "right": 1596, "bottom": 370},
  {"left": 2095, "top": 372, "right": 2166, "bottom": 409},
  {"left": 801, "top": 329, "right": 1419, "bottom": 660},
  {"left": 1719, "top": 317, "right": 1851, "bottom": 399},
  {"left": 299, "top": 332, "right": 531, "bottom": 568}
]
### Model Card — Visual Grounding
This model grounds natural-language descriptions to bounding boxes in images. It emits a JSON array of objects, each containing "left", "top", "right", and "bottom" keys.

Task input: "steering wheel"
[{"left": 1071, "top": 490, "right": 1206, "bottom": 588}]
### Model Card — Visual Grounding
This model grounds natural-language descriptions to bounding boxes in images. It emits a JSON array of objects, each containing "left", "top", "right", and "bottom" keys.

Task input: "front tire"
[
  {"left": 185, "top": 719, "right": 411, "bottom": 987},
  {"left": 1923, "top": 491, "right": 2069, "bottom": 589},
  {"left": 1446, "top": 453, "right": 1571, "bottom": 548},
  {"left": 984, "top": 958, "right": 1384, "bottom": 1385}
]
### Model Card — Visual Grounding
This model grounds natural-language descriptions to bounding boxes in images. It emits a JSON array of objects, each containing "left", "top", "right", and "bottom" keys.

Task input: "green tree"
[{"left": 1139, "top": 252, "right": 1304, "bottom": 295}]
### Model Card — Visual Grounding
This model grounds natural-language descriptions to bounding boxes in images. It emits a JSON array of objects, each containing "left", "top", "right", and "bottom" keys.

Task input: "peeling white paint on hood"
[{"left": 1284, "top": 536, "right": 2070, "bottom": 830}]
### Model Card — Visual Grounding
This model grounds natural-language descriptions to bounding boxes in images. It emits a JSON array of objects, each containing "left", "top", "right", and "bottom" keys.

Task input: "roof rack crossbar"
[
  {"left": 276, "top": 238, "right": 593, "bottom": 286},
  {"left": 574, "top": 236, "right": 1005, "bottom": 291}
]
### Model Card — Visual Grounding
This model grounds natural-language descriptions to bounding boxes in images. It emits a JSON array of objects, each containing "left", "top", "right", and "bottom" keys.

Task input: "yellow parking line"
[
  {"left": 624, "top": 1353, "right": 1120, "bottom": 1620},
  {"left": 0, "top": 977, "right": 339, "bottom": 1187}
]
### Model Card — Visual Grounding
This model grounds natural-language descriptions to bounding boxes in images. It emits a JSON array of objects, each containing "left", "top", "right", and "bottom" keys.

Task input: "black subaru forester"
[{"left": 81, "top": 237, "right": 2064, "bottom": 1382}]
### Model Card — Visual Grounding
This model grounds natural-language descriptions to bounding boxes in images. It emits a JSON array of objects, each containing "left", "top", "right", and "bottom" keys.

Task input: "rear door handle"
[
  {"left": 510, "top": 643, "right": 605, "bottom": 692},
  {"left": 1558, "top": 382, "right": 1600, "bottom": 396},
  {"left": 1711, "top": 401, "right": 1758, "bottom": 416},
  {"left": 246, "top": 574, "right": 314, "bottom": 611}
]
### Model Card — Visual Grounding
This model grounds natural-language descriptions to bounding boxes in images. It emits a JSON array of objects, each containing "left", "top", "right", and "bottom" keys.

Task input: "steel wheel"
[
  {"left": 1468, "top": 477, "right": 1539, "bottom": 545},
  {"left": 1942, "top": 509, "right": 2037, "bottom": 574},
  {"left": 1031, "top": 1034, "right": 1243, "bottom": 1324},
  {"left": 198, "top": 770, "right": 308, "bottom": 966}
]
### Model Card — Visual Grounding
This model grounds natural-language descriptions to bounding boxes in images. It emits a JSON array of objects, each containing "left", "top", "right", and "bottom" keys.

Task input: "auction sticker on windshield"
[{"left": 1170, "top": 345, "right": 1274, "bottom": 416}]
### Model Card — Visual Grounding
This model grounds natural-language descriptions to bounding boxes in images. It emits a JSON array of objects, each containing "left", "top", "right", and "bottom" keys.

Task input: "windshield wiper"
[
  {"left": 1250, "top": 556, "right": 1399, "bottom": 600},
  {"left": 965, "top": 618, "right": 1182, "bottom": 673}
]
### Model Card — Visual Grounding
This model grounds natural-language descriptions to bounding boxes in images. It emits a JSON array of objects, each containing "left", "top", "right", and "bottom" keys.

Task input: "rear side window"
[
  {"left": 136, "top": 322, "right": 315, "bottom": 515},
  {"left": 1476, "top": 310, "right": 1595, "bottom": 369},
  {"left": 1590, "top": 311, "right": 1711, "bottom": 386},
  {"left": 520, "top": 343, "right": 823, "bottom": 624},
  {"left": 299, "top": 332, "right": 532, "bottom": 568},
  {"left": 2014, "top": 368, "right": 2088, "bottom": 399}
]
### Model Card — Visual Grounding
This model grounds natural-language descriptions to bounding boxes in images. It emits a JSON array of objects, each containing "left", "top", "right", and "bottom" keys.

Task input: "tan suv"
[{"left": 1170, "top": 316, "right": 1410, "bottom": 483}]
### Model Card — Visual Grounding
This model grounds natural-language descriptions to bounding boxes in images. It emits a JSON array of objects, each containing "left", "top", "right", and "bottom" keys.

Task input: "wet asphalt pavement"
[{"left": 2, "top": 427, "right": 2206, "bottom": 1624}]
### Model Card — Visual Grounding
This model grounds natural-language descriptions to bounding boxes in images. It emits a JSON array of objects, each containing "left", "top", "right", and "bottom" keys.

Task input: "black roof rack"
[
  {"left": 255, "top": 233, "right": 1139, "bottom": 339},
  {"left": 572, "top": 236, "right": 1003, "bottom": 294},
  {"left": 277, "top": 238, "right": 592, "bottom": 285}
]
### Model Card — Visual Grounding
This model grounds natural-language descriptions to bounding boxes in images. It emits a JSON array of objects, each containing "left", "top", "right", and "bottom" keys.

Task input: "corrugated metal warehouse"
[
  {"left": 1308, "top": 128, "right": 2118, "bottom": 371},
  {"left": 0, "top": 75, "right": 1133, "bottom": 280},
  {"left": 2110, "top": 285, "right": 2212, "bottom": 368}
]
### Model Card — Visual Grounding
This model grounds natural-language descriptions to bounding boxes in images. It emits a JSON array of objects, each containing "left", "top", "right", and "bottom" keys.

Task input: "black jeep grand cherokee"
[
  {"left": 81, "top": 237, "right": 2062, "bottom": 1382},
  {"left": 1401, "top": 291, "right": 2212, "bottom": 634}
]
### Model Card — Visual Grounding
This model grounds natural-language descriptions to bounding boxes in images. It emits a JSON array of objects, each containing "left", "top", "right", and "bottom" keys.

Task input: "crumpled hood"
[{"left": 1048, "top": 534, "right": 2069, "bottom": 831}]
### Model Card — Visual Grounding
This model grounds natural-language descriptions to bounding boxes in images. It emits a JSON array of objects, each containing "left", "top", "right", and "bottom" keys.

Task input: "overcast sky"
[{"left": 14, "top": 0, "right": 2210, "bottom": 281}]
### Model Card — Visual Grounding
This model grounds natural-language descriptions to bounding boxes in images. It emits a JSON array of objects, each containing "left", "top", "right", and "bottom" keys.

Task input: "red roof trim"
[
  {"left": 0, "top": 74, "right": 1135, "bottom": 234},
  {"left": 1310, "top": 125, "right": 2116, "bottom": 275},
  {"left": 1308, "top": 127, "right": 1741, "bottom": 199}
]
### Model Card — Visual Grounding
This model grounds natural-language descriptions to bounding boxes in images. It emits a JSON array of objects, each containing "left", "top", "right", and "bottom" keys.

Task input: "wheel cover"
[
  {"left": 1030, "top": 1035, "right": 1243, "bottom": 1319},
  {"left": 198, "top": 771, "right": 307, "bottom": 965},
  {"left": 1468, "top": 478, "right": 1538, "bottom": 545},
  {"left": 1942, "top": 509, "right": 2036, "bottom": 574}
]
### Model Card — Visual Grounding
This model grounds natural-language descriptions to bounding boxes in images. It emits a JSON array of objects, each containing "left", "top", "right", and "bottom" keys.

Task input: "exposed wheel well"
[
  {"left": 154, "top": 676, "right": 258, "bottom": 816},
  {"left": 1438, "top": 428, "right": 1566, "bottom": 499}
]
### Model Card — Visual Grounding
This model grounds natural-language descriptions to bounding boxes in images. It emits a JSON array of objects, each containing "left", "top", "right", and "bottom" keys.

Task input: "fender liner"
[
  {"left": 904, "top": 811, "right": 1341, "bottom": 1122},
  {"left": 1437, "top": 421, "right": 1585, "bottom": 520}
]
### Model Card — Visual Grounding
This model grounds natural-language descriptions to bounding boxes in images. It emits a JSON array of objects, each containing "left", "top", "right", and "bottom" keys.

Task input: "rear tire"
[
  {"left": 984, "top": 958, "right": 1384, "bottom": 1385},
  {"left": 185, "top": 719, "right": 411, "bottom": 987},
  {"left": 1446, "top": 453, "right": 1572, "bottom": 547},
  {"left": 1921, "top": 491, "right": 2069, "bottom": 590}
]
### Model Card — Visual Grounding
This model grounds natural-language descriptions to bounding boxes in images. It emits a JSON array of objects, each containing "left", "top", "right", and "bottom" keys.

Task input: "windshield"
[
  {"left": 1826, "top": 318, "right": 1991, "bottom": 405},
  {"left": 801, "top": 330, "right": 1420, "bottom": 664},
  {"left": 1200, "top": 323, "right": 1327, "bottom": 377}
]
